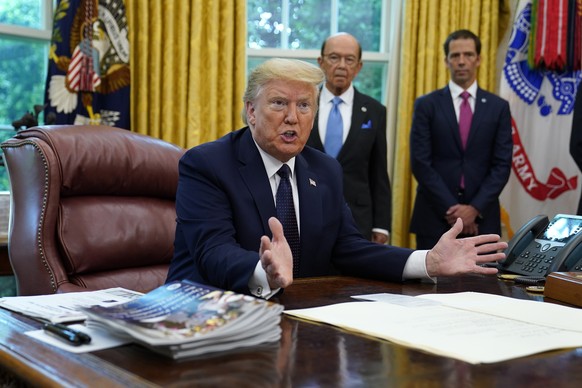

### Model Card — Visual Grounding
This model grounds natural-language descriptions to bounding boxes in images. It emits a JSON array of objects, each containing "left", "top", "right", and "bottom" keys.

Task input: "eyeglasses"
[{"left": 323, "top": 54, "right": 359, "bottom": 67}]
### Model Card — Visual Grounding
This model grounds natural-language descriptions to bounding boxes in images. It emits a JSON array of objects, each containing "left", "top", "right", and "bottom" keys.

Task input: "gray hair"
[{"left": 242, "top": 58, "right": 324, "bottom": 124}]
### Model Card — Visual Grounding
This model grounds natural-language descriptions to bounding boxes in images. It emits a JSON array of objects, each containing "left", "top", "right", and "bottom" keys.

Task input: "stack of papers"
[
  {"left": 0, "top": 288, "right": 143, "bottom": 323},
  {"left": 285, "top": 292, "right": 582, "bottom": 364},
  {"left": 81, "top": 280, "right": 284, "bottom": 359}
]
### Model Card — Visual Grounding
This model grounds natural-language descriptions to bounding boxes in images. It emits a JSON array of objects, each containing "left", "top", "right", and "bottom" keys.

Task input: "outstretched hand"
[
  {"left": 259, "top": 217, "right": 294, "bottom": 289},
  {"left": 426, "top": 218, "right": 508, "bottom": 277}
]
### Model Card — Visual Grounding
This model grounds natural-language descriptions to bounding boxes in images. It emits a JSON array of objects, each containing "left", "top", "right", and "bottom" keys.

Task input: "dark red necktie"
[
  {"left": 459, "top": 91, "right": 473, "bottom": 149},
  {"left": 459, "top": 91, "right": 473, "bottom": 188}
]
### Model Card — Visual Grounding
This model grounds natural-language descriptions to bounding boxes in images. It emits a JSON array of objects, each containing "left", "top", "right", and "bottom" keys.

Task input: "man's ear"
[
  {"left": 353, "top": 60, "right": 363, "bottom": 76},
  {"left": 246, "top": 101, "right": 255, "bottom": 125}
]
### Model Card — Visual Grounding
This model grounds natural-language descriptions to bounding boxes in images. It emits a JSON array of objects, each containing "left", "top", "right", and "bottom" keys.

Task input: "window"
[
  {"left": 246, "top": 0, "right": 397, "bottom": 104},
  {"left": 0, "top": 0, "right": 53, "bottom": 190}
]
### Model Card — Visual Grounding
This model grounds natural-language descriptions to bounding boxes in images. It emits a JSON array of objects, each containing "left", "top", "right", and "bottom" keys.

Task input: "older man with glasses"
[{"left": 307, "top": 32, "right": 392, "bottom": 245}]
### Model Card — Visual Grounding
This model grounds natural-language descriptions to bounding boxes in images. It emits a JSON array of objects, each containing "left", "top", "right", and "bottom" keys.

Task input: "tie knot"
[
  {"left": 461, "top": 91, "right": 470, "bottom": 101},
  {"left": 277, "top": 164, "right": 291, "bottom": 179},
  {"left": 332, "top": 96, "right": 342, "bottom": 107}
]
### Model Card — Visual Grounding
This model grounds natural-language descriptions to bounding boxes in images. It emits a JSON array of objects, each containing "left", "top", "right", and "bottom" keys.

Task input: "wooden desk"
[{"left": 1, "top": 275, "right": 582, "bottom": 387}]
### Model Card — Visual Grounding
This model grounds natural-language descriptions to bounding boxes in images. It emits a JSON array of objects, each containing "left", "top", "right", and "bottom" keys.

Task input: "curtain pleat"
[{"left": 126, "top": 0, "right": 246, "bottom": 148}]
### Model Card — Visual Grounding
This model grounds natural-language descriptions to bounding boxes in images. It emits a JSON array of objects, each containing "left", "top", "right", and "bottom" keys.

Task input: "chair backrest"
[{"left": 1, "top": 125, "right": 185, "bottom": 295}]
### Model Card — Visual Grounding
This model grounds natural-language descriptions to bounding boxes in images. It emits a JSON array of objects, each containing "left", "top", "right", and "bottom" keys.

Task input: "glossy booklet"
[
  {"left": 81, "top": 280, "right": 284, "bottom": 359},
  {"left": 0, "top": 287, "right": 143, "bottom": 323}
]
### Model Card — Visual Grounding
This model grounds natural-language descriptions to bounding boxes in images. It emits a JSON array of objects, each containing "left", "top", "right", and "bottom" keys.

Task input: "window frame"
[
  {"left": 0, "top": 1, "right": 54, "bottom": 194},
  {"left": 0, "top": 0, "right": 53, "bottom": 38},
  {"left": 245, "top": 0, "right": 399, "bottom": 106},
  {"left": 0, "top": 1, "right": 53, "bottom": 130}
]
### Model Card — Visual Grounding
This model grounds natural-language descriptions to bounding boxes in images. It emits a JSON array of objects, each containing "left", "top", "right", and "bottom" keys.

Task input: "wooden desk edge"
[{"left": 0, "top": 310, "right": 158, "bottom": 387}]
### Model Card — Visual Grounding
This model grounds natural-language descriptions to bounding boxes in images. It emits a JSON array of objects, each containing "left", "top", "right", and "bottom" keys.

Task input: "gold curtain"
[
  {"left": 391, "top": 0, "right": 511, "bottom": 248},
  {"left": 125, "top": 0, "right": 246, "bottom": 148}
]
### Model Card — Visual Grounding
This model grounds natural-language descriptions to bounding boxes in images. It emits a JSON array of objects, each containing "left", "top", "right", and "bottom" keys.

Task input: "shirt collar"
[
  {"left": 449, "top": 80, "right": 477, "bottom": 99},
  {"left": 320, "top": 84, "right": 354, "bottom": 105},
  {"left": 252, "top": 138, "right": 296, "bottom": 179}
]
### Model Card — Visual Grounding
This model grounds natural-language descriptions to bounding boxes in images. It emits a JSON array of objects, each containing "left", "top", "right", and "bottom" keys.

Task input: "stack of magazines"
[{"left": 81, "top": 280, "right": 284, "bottom": 359}]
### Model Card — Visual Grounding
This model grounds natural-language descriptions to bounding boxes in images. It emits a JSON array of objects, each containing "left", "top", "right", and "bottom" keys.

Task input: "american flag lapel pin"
[{"left": 309, "top": 178, "right": 317, "bottom": 187}]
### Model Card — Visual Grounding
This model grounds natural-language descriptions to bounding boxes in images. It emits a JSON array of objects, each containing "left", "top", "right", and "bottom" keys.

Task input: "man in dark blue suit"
[
  {"left": 307, "top": 33, "right": 391, "bottom": 243},
  {"left": 167, "top": 58, "right": 507, "bottom": 298},
  {"left": 410, "top": 30, "right": 513, "bottom": 249},
  {"left": 569, "top": 81, "right": 582, "bottom": 215}
]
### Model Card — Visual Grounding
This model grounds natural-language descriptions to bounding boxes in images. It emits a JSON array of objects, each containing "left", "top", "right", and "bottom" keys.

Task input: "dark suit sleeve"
[
  {"left": 370, "top": 104, "right": 392, "bottom": 232},
  {"left": 341, "top": 91, "right": 392, "bottom": 236},
  {"left": 466, "top": 97, "right": 512, "bottom": 214},
  {"left": 570, "top": 84, "right": 582, "bottom": 172},
  {"left": 168, "top": 148, "right": 261, "bottom": 294},
  {"left": 569, "top": 83, "right": 582, "bottom": 214}
]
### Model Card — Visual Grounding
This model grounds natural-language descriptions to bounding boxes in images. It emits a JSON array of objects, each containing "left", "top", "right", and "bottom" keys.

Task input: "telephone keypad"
[{"left": 513, "top": 247, "right": 556, "bottom": 274}]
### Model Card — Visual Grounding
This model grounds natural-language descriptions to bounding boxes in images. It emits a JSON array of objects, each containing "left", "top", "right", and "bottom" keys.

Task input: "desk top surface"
[{"left": 1, "top": 275, "right": 582, "bottom": 387}]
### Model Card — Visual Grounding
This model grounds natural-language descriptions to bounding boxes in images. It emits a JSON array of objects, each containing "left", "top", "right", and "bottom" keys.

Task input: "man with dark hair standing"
[
  {"left": 307, "top": 33, "right": 391, "bottom": 244},
  {"left": 410, "top": 29, "right": 513, "bottom": 249}
]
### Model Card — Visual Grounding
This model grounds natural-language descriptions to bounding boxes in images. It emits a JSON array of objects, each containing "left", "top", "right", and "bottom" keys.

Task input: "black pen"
[{"left": 43, "top": 322, "right": 92, "bottom": 346}]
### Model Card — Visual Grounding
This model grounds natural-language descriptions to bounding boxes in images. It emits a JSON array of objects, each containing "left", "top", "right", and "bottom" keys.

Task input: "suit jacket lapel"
[
  {"left": 340, "top": 88, "right": 365, "bottom": 159},
  {"left": 467, "top": 88, "right": 486, "bottom": 147},
  {"left": 236, "top": 129, "right": 276, "bottom": 233},
  {"left": 439, "top": 86, "right": 463, "bottom": 150},
  {"left": 295, "top": 153, "right": 322, "bottom": 261},
  {"left": 311, "top": 112, "right": 324, "bottom": 149}
]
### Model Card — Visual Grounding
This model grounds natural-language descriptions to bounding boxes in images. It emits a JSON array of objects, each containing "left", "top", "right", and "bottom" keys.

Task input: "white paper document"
[
  {"left": 285, "top": 292, "right": 582, "bottom": 364},
  {"left": 26, "top": 324, "right": 131, "bottom": 353},
  {"left": 0, "top": 288, "right": 143, "bottom": 323}
]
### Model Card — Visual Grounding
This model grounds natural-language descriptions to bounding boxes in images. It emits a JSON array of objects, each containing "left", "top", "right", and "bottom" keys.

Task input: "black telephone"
[{"left": 498, "top": 213, "right": 582, "bottom": 276}]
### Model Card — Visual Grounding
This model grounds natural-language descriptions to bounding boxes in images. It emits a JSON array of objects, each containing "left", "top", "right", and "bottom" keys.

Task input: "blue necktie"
[
  {"left": 324, "top": 96, "right": 343, "bottom": 158},
  {"left": 276, "top": 164, "right": 300, "bottom": 277}
]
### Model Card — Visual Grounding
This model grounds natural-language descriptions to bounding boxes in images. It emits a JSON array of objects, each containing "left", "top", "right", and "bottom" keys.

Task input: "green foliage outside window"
[
  {"left": 247, "top": 0, "right": 382, "bottom": 51},
  {"left": 247, "top": 0, "right": 386, "bottom": 101},
  {"left": 0, "top": 37, "right": 48, "bottom": 127},
  {"left": 0, "top": 130, "right": 15, "bottom": 191},
  {"left": 0, "top": 0, "right": 50, "bottom": 191}
]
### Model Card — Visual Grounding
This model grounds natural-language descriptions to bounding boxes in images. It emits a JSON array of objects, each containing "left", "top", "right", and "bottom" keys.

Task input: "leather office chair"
[{"left": 1, "top": 125, "right": 185, "bottom": 295}]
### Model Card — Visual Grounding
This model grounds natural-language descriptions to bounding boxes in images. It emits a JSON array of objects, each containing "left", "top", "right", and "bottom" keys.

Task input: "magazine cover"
[{"left": 81, "top": 280, "right": 283, "bottom": 357}]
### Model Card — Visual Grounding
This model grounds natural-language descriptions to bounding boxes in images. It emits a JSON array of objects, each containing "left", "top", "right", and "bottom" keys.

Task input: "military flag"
[{"left": 500, "top": 0, "right": 582, "bottom": 236}]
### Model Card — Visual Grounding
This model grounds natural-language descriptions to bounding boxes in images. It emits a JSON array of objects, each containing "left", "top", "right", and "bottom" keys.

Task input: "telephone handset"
[{"left": 498, "top": 214, "right": 582, "bottom": 276}]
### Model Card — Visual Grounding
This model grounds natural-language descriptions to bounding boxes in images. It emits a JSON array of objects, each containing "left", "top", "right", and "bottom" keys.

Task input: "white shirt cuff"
[
  {"left": 248, "top": 261, "right": 281, "bottom": 299},
  {"left": 371, "top": 227, "right": 389, "bottom": 236},
  {"left": 403, "top": 250, "right": 436, "bottom": 283}
]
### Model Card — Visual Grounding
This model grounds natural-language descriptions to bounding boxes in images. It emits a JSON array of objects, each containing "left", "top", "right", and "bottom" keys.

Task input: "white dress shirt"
[
  {"left": 317, "top": 85, "right": 354, "bottom": 145},
  {"left": 248, "top": 138, "right": 433, "bottom": 299},
  {"left": 449, "top": 80, "right": 477, "bottom": 120}
]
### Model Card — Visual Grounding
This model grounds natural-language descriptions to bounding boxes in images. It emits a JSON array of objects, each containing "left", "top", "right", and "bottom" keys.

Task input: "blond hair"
[{"left": 242, "top": 58, "right": 324, "bottom": 124}]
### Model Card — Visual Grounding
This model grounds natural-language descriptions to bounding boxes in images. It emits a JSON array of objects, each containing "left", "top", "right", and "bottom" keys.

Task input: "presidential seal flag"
[
  {"left": 44, "top": 0, "right": 130, "bottom": 129},
  {"left": 500, "top": 0, "right": 582, "bottom": 237}
]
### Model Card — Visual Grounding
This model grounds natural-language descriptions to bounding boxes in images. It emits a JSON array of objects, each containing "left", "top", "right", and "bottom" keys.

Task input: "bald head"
[{"left": 318, "top": 33, "right": 363, "bottom": 96}]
